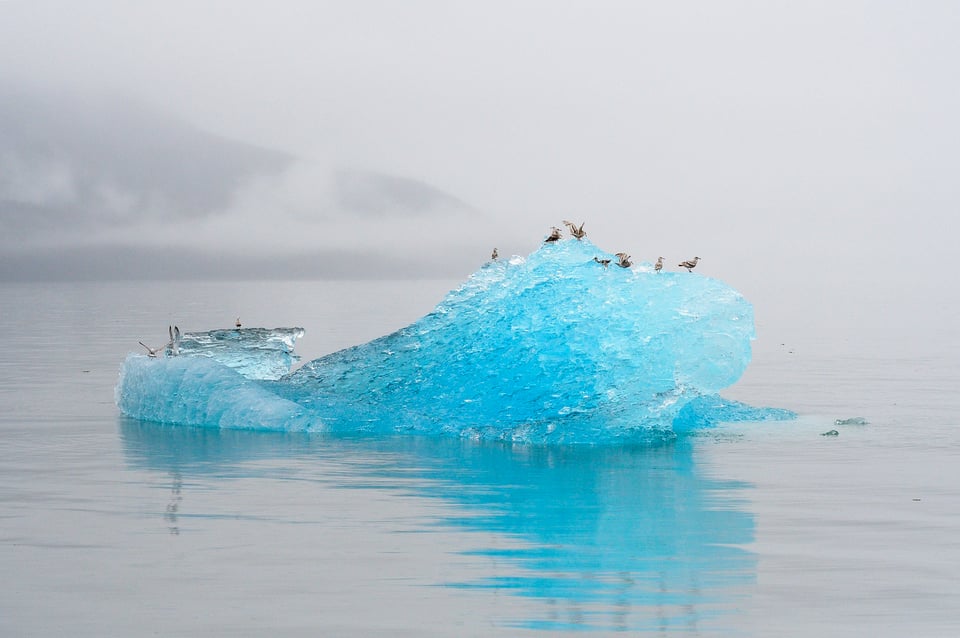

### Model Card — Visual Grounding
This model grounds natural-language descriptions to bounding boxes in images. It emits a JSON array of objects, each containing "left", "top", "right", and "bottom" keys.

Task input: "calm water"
[{"left": 1, "top": 279, "right": 958, "bottom": 637}]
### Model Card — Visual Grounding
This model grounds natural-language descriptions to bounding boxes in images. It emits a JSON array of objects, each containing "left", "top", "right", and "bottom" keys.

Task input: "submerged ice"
[{"left": 117, "top": 239, "right": 793, "bottom": 443}]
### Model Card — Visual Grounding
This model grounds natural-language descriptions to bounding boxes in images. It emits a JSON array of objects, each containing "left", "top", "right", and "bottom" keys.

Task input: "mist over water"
[{"left": 3, "top": 2, "right": 958, "bottom": 287}]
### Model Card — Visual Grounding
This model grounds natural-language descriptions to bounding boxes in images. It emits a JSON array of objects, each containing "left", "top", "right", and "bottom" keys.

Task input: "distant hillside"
[
  {"left": 333, "top": 168, "right": 474, "bottom": 218},
  {"left": 0, "top": 83, "right": 295, "bottom": 237},
  {"left": 0, "top": 83, "right": 479, "bottom": 279}
]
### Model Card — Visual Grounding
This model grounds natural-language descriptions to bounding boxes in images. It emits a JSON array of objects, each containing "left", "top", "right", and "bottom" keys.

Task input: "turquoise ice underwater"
[{"left": 116, "top": 238, "right": 793, "bottom": 441}]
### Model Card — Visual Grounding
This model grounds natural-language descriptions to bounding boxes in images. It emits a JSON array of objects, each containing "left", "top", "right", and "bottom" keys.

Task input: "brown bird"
[
  {"left": 678, "top": 256, "right": 700, "bottom": 272},
  {"left": 544, "top": 227, "right": 562, "bottom": 242},
  {"left": 615, "top": 252, "right": 632, "bottom": 268},
  {"left": 654, "top": 256, "right": 663, "bottom": 273},
  {"left": 563, "top": 220, "right": 586, "bottom": 240},
  {"left": 491, "top": 247, "right": 499, "bottom": 260},
  {"left": 593, "top": 256, "right": 611, "bottom": 268}
]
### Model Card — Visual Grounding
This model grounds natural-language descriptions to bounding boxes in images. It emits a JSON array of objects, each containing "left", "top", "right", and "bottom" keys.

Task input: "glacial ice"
[
  {"left": 176, "top": 327, "right": 304, "bottom": 381},
  {"left": 116, "top": 239, "right": 794, "bottom": 443}
]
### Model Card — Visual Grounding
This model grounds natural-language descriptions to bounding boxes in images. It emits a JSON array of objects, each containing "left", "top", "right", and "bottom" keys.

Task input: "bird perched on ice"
[
  {"left": 655, "top": 257, "right": 663, "bottom": 273},
  {"left": 678, "top": 256, "right": 700, "bottom": 272},
  {"left": 491, "top": 247, "right": 499, "bottom": 260},
  {"left": 235, "top": 317, "right": 242, "bottom": 328},
  {"left": 593, "top": 256, "right": 611, "bottom": 268},
  {"left": 615, "top": 253, "right": 632, "bottom": 268},
  {"left": 563, "top": 220, "right": 586, "bottom": 240},
  {"left": 544, "top": 227, "right": 562, "bottom": 242},
  {"left": 139, "top": 340, "right": 169, "bottom": 358},
  {"left": 168, "top": 325, "right": 181, "bottom": 356}
]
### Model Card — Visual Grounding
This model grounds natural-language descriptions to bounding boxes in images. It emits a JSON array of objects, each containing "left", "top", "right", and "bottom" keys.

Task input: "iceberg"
[{"left": 116, "top": 239, "right": 793, "bottom": 443}]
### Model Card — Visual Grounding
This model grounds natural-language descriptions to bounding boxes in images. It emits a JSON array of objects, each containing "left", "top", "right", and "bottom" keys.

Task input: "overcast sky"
[{"left": 1, "top": 0, "right": 958, "bottom": 289}]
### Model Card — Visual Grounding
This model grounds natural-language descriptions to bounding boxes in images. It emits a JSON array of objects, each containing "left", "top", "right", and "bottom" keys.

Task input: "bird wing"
[{"left": 139, "top": 341, "right": 165, "bottom": 355}]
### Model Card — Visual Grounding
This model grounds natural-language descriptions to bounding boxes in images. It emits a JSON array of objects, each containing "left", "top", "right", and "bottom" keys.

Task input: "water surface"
[{"left": 1, "top": 279, "right": 957, "bottom": 636}]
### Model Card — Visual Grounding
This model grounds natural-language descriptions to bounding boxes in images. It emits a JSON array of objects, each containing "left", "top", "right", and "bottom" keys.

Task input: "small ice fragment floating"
[
  {"left": 834, "top": 417, "right": 868, "bottom": 426},
  {"left": 116, "top": 239, "right": 793, "bottom": 443}
]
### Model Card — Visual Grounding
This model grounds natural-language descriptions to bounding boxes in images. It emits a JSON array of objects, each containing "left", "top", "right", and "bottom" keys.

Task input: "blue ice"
[{"left": 116, "top": 239, "right": 793, "bottom": 443}]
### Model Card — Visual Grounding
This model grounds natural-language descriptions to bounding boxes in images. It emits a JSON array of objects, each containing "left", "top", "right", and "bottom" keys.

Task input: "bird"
[
  {"left": 491, "top": 247, "right": 499, "bottom": 260},
  {"left": 168, "top": 325, "right": 181, "bottom": 356},
  {"left": 563, "top": 220, "right": 586, "bottom": 240},
  {"left": 544, "top": 227, "right": 562, "bottom": 242},
  {"left": 678, "top": 256, "right": 700, "bottom": 272},
  {"left": 139, "top": 340, "right": 169, "bottom": 358},
  {"left": 615, "top": 252, "right": 632, "bottom": 268},
  {"left": 593, "top": 256, "right": 611, "bottom": 268},
  {"left": 235, "top": 317, "right": 242, "bottom": 328},
  {"left": 654, "top": 257, "right": 663, "bottom": 273}
]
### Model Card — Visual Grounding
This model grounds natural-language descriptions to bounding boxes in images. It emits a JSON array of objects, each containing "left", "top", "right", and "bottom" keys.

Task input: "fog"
[{"left": 1, "top": 1, "right": 958, "bottom": 290}]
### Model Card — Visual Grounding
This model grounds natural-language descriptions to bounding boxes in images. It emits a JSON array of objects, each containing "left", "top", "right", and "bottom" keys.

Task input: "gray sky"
[{"left": 1, "top": 0, "right": 958, "bottom": 288}]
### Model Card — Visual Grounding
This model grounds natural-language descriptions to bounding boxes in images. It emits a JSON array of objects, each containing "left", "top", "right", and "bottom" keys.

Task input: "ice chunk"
[
  {"left": 177, "top": 327, "right": 304, "bottom": 381},
  {"left": 115, "top": 354, "right": 311, "bottom": 431},
  {"left": 116, "top": 239, "right": 794, "bottom": 442},
  {"left": 834, "top": 416, "right": 868, "bottom": 426}
]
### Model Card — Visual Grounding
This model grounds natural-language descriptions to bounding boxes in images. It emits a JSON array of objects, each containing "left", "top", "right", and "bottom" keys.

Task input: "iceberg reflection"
[{"left": 120, "top": 419, "right": 755, "bottom": 632}]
